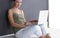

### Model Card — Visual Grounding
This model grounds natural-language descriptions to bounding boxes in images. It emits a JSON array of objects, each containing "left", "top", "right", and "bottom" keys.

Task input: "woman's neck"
[{"left": 13, "top": 6, "right": 19, "bottom": 9}]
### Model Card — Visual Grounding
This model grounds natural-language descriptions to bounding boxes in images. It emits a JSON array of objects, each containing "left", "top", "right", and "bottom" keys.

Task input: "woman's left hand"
[{"left": 29, "top": 20, "right": 38, "bottom": 25}]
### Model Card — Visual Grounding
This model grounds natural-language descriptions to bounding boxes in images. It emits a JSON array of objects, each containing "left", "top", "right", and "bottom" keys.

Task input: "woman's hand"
[
  {"left": 13, "top": 23, "right": 26, "bottom": 28},
  {"left": 29, "top": 20, "right": 38, "bottom": 24},
  {"left": 30, "top": 20, "right": 38, "bottom": 23}
]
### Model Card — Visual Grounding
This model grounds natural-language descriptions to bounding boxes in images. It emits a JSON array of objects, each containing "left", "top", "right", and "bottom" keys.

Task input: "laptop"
[{"left": 38, "top": 10, "right": 48, "bottom": 28}]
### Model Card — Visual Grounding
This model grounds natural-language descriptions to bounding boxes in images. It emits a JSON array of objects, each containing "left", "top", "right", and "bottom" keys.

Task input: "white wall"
[{"left": 49, "top": 0, "right": 60, "bottom": 29}]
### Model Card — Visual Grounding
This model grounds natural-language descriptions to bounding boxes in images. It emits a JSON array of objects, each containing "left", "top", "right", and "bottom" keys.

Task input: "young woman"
[{"left": 8, "top": 0, "right": 51, "bottom": 38}]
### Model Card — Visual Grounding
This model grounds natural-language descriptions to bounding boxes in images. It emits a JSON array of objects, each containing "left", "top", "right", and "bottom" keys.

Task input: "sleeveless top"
[{"left": 12, "top": 10, "right": 25, "bottom": 33}]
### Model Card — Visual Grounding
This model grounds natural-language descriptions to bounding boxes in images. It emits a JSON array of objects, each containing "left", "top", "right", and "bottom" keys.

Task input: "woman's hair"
[
  {"left": 13, "top": 0, "right": 20, "bottom": 2},
  {"left": 13, "top": 0, "right": 15, "bottom": 1}
]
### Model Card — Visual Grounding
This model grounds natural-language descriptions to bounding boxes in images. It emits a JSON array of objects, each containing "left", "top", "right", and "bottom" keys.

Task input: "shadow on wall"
[{"left": 20, "top": 0, "right": 48, "bottom": 21}]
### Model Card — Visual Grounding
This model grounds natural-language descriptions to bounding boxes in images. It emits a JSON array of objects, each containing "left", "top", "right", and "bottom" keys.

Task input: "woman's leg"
[
  {"left": 15, "top": 25, "right": 44, "bottom": 38},
  {"left": 39, "top": 24, "right": 51, "bottom": 38},
  {"left": 39, "top": 24, "right": 47, "bottom": 36}
]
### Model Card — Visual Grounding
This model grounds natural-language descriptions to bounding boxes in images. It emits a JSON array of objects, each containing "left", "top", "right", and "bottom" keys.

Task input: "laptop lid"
[{"left": 38, "top": 10, "right": 48, "bottom": 24}]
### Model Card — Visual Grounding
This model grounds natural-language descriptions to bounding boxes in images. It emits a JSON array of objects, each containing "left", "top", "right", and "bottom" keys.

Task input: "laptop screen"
[{"left": 38, "top": 10, "right": 48, "bottom": 24}]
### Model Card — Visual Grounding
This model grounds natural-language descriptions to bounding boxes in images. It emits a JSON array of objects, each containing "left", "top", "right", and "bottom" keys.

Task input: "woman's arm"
[{"left": 8, "top": 9, "right": 26, "bottom": 28}]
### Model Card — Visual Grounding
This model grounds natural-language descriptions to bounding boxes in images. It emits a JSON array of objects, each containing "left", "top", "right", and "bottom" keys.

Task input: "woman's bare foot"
[
  {"left": 39, "top": 35, "right": 44, "bottom": 38},
  {"left": 45, "top": 34, "right": 51, "bottom": 38}
]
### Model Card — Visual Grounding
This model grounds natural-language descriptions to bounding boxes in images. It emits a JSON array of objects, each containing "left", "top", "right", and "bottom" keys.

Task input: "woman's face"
[{"left": 14, "top": 0, "right": 22, "bottom": 8}]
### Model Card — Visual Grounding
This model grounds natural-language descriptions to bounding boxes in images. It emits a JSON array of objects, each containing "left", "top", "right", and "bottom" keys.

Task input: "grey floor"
[{"left": 0, "top": 34, "right": 15, "bottom": 38}]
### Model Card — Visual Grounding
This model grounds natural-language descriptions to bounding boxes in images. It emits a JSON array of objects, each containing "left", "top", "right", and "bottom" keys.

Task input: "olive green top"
[
  {"left": 13, "top": 13, "right": 25, "bottom": 33},
  {"left": 13, "top": 13, "right": 25, "bottom": 24}
]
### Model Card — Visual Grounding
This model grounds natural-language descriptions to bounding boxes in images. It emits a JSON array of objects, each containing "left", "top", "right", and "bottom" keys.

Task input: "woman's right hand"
[{"left": 13, "top": 23, "right": 26, "bottom": 28}]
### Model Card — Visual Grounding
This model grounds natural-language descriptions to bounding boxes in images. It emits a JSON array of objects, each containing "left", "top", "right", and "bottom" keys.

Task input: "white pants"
[{"left": 15, "top": 24, "right": 47, "bottom": 38}]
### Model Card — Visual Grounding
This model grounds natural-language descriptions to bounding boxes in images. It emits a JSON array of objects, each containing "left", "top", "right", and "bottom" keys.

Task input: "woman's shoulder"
[
  {"left": 8, "top": 8, "right": 13, "bottom": 11},
  {"left": 8, "top": 8, "right": 13, "bottom": 14},
  {"left": 8, "top": 8, "right": 12, "bottom": 11}
]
